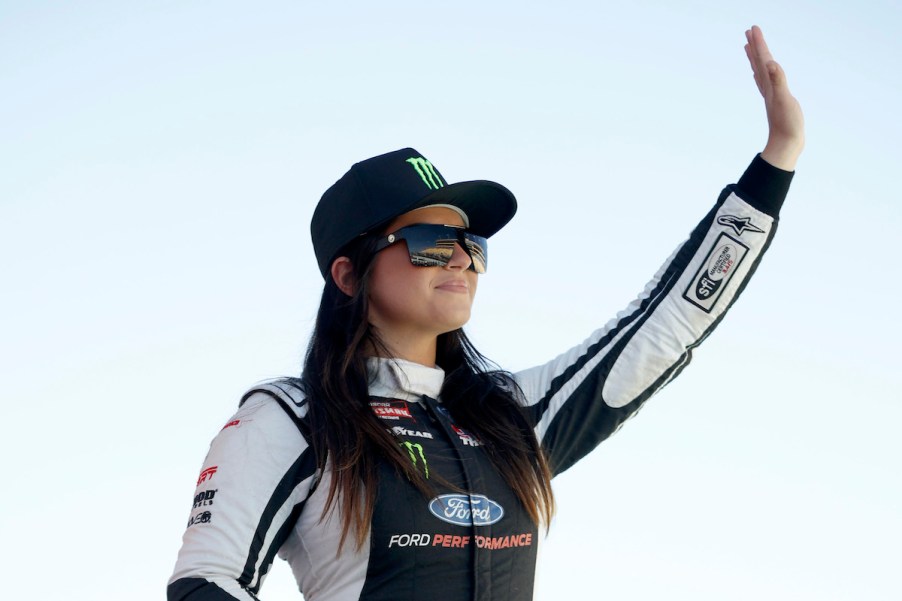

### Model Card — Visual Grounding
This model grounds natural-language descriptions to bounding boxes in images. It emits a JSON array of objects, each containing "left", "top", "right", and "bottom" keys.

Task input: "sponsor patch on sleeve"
[
  {"left": 683, "top": 233, "right": 750, "bottom": 313},
  {"left": 196, "top": 465, "right": 218, "bottom": 486},
  {"left": 187, "top": 510, "right": 212, "bottom": 528}
]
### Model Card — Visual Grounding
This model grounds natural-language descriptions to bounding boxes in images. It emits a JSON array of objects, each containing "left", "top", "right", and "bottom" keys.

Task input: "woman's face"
[{"left": 367, "top": 206, "right": 478, "bottom": 347}]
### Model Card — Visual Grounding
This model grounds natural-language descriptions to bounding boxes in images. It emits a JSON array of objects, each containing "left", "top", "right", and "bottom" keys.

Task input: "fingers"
[
  {"left": 744, "top": 41, "right": 765, "bottom": 96},
  {"left": 745, "top": 25, "right": 778, "bottom": 98},
  {"left": 748, "top": 25, "right": 775, "bottom": 67}
]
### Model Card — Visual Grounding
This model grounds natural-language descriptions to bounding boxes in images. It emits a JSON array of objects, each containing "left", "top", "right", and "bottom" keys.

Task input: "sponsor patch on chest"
[
  {"left": 428, "top": 494, "right": 504, "bottom": 526},
  {"left": 392, "top": 425, "right": 433, "bottom": 439},
  {"left": 370, "top": 400, "right": 413, "bottom": 420},
  {"left": 683, "top": 232, "right": 750, "bottom": 313}
]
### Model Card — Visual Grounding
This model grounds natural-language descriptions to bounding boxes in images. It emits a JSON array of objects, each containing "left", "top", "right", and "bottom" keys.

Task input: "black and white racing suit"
[{"left": 168, "top": 155, "right": 793, "bottom": 601}]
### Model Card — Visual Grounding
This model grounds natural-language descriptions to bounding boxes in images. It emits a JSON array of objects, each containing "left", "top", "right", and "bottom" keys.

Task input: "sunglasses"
[{"left": 372, "top": 223, "right": 488, "bottom": 274}]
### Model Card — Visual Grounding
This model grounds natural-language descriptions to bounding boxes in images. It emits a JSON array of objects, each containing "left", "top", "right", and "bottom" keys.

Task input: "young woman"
[{"left": 168, "top": 26, "right": 804, "bottom": 601}]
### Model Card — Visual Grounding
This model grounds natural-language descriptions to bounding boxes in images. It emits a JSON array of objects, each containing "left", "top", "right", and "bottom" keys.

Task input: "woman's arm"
[
  {"left": 514, "top": 26, "right": 804, "bottom": 476},
  {"left": 167, "top": 384, "right": 317, "bottom": 600}
]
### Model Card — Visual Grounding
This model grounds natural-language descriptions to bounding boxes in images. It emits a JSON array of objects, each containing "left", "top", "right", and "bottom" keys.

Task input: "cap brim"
[{"left": 409, "top": 180, "right": 517, "bottom": 238}]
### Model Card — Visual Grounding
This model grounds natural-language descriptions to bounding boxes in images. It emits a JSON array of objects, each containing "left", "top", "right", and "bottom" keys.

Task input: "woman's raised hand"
[{"left": 745, "top": 25, "right": 805, "bottom": 171}]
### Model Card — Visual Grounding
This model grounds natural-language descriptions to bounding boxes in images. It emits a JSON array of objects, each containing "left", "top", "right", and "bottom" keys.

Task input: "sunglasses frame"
[{"left": 372, "top": 223, "right": 488, "bottom": 273}]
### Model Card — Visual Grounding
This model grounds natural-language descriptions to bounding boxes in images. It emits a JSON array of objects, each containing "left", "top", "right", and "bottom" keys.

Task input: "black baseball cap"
[{"left": 311, "top": 148, "right": 518, "bottom": 278}]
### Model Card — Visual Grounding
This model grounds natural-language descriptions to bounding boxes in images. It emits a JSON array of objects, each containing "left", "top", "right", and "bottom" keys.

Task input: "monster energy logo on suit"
[
  {"left": 401, "top": 441, "right": 429, "bottom": 478},
  {"left": 406, "top": 157, "right": 445, "bottom": 190}
]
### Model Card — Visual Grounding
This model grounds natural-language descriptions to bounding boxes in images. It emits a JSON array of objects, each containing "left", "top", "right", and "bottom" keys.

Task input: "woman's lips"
[{"left": 435, "top": 279, "right": 469, "bottom": 293}]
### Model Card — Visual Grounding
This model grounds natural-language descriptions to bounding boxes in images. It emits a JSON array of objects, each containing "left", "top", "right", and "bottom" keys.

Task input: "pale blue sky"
[{"left": 2, "top": 2, "right": 900, "bottom": 599}]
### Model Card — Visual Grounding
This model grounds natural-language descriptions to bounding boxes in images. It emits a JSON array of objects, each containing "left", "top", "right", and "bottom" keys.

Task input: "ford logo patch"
[{"left": 428, "top": 494, "right": 504, "bottom": 526}]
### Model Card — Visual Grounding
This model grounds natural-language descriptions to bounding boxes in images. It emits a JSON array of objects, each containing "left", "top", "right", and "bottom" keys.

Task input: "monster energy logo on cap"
[
  {"left": 401, "top": 441, "right": 429, "bottom": 478},
  {"left": 406, "top": 157, "right": 445, "bottom": 190}
]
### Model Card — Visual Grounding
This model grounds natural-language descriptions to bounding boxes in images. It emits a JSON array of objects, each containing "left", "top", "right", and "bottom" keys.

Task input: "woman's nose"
[{"left": 445, "top": 242, "right": 473, "bottom": 271}]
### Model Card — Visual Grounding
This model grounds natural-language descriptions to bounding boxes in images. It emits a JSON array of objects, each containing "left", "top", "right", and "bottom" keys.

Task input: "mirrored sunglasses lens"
[
  {"left": 410, "top": 243, "right": 455, "bottom": 267},
  {"left": 399, "top": 225, "right": 488, "bottom": 273},
  {"left": 464, "top": 240, "right": 486, "bottom": 273},
  {"left": 463, "top": 233, "right": 487, "bottom": 274},
  {"left": 405, "top": 227, "right": 456, "bottom": 267}
]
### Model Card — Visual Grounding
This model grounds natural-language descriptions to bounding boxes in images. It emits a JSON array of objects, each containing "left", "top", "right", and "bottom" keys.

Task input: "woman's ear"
[{"left": 330, "top": 257, "right": 357, "bottom": 296}]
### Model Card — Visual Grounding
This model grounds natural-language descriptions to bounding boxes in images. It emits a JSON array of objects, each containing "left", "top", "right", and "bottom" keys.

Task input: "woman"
[{"left": 168, "top": 26, "right": 804, "bottom": 601}]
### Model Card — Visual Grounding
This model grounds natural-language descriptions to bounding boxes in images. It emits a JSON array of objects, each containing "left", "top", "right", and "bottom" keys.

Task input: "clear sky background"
[{"left": 2, "top": 1, "right": 900, "bottom": 599}]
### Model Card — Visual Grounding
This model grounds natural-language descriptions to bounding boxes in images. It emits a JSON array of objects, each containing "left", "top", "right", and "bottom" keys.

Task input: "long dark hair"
[{"left": 299, "top": 233, "right": 554, "bottom": 550}]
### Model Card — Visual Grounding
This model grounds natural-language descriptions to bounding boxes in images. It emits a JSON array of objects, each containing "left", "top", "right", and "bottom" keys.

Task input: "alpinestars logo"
[
  {"left": 406, "top": 157, "right": 444, "bottom": 190},
  {"left": 717, "top": 214, "right": 765, "bottom": 236}
]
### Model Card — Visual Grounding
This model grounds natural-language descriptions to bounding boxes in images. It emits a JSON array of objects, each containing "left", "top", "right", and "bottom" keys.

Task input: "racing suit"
[{"left": 168, "top": 155, "right": 793, "bottom": 600}]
